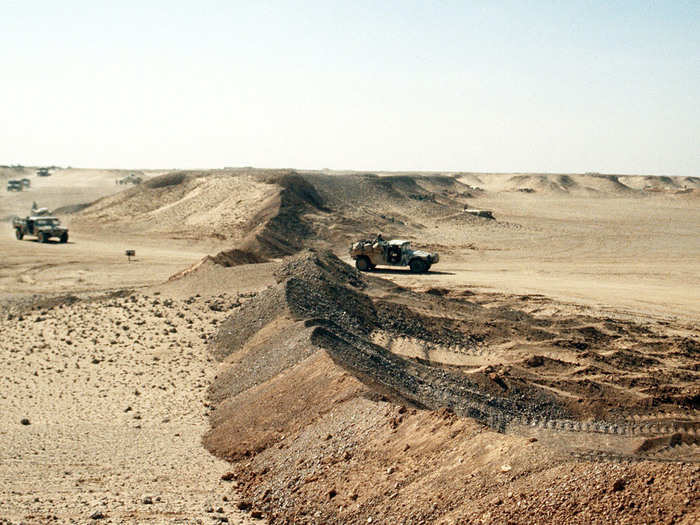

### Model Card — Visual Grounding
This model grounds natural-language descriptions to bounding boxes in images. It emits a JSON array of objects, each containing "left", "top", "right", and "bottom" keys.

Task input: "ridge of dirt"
[
  {"left": 71, "top": 170, "right": 486, "bottom": 269},
  {"left": 209, "top": 249, "right": 268, "bottom": 267},
  {"left": 68, "top": 170, "right": 699, "bottom": 278},
  {"left": 238, "top": 172, "right": 328, "bottom": 257},
  {"left": 203, "top": 250, "right": 699, "bottom": 523}
]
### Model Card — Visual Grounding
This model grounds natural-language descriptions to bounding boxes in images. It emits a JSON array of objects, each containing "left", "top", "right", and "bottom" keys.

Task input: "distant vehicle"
[
  {"left": 350, "top": 237, "right": 439, "bottom": 273},
  {"left": 117, "top": 173, "right": 142, "bottom": 185},
  {"left": 36, "top": 168, "right": 51, "bottom": 177},
  {"left": 6, "top": 180, "right": 23, "bottom": 191},
  {"left": 21, "top": 178, "right": 31, "bottom": 188},
  {"left": 463, "top": 208, "right": 495, "bottom": 219},
  {"left": 13, "top": 215, "right": 69, "bottom": 243}
]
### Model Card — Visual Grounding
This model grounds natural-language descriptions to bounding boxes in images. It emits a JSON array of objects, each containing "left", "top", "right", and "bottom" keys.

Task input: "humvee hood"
[{"left": 410, "top": 249, "right": 439, "bottom": 263}]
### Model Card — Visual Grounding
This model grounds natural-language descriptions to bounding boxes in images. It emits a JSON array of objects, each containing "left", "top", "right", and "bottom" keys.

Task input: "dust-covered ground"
[
  {"left": 0, "top": 168, "right": 259, "bottom": 524},
  {"left": 0, "top": 291, "right": 261, "bottom": 524},
  {"left": 1, "top": 168, "right": 698, "bottom": 524}
]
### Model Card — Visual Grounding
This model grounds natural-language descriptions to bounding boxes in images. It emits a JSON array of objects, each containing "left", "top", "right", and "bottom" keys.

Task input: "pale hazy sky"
[{"left": 2, "top": 1, "right": 698, "bottom": 175}]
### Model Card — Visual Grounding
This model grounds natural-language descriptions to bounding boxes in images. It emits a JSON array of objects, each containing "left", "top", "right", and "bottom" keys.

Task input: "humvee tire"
[
  {"left": 60, "top": 232, "right": 68, "bottom": 243},
  {"left": 38, "top": 232, "right": 48, "bottom": 243},
  {"left": 355, "top": 256, "right": 371, "bottom": 271},
  {"left": 409, "top": 259, "right": 428, "bottom": 273},
  {"left": 15, "top": 228, "right": 23, "bottom": 240}
]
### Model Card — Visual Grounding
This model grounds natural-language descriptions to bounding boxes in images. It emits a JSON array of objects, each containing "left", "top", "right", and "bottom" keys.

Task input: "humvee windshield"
[{"left": 35, "top": 218, "right": 59, "bottom": 227}]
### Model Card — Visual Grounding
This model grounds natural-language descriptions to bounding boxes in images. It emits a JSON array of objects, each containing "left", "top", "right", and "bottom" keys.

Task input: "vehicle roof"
[
  {"left": 29, "top": 216, "right": 59, "bottom": 220},
  {"left": 388, "top": 239, "right": 410, "bottom": 246}
]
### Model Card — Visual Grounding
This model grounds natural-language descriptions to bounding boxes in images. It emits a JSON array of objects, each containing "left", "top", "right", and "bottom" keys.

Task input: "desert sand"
[
  {"left": 0, "top": 167, "right": 698, "bottom": 523},
  {"left": 1, "top": 168, "right": 256, "bottom": 524}
]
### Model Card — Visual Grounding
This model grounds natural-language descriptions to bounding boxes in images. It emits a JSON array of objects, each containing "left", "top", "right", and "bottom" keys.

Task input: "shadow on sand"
[{"left": 364, "top": 268, "right": 455, "bottom": 276}]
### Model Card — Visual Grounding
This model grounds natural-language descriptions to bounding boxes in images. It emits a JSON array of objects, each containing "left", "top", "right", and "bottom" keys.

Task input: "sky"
[{"left": 1, "top": 1, "right": 698, "bottom": 175}]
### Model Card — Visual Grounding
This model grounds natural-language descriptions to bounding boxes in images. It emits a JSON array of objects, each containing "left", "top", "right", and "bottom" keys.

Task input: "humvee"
[
  {"left": 350, "top": 238, "right": 439, "bottom": 273},
  {"left": 6, "top": 180, "right": 23, "bottom": 191},
  {"left": 36, "top": 168, "right": 50, "bottom": 177},
  {"left": 13, "top": 215, "right": 69, "bottom": 243},
  {"left": 117, "top": 174, "right": 142, "bottom": 185}
]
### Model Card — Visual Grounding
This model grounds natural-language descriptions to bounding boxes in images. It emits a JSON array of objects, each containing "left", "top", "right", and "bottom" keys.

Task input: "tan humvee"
[{"left": 350, "top": 237, "right": 439, "bottom": 273}]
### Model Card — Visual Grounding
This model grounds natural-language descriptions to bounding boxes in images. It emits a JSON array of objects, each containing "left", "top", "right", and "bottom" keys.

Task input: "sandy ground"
[
  {"left": 1, "top": 168, "right": 698, "bottom": 523},
  {"left": 343, "top": 194, "right": 700, "bottom": 325},
  {"left": 421, "top": 193, "right": 700, "bottom": 322},
  {"left": 0, "top": 292, "right": 256, "bottom": 524},
  {"left": 0, "top": 223, "right": 225, "bottom": 300},
  {"left": 0, "top": 169, "right": 257, "bottom": 524}
]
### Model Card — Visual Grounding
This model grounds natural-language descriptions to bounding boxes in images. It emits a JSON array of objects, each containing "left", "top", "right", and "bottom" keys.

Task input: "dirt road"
[
  {"left": 0, "top": 222, "right": 219, "bottom": 298},
  {"left": 347, "top": 193, "right": 700, "bottom": 323}
]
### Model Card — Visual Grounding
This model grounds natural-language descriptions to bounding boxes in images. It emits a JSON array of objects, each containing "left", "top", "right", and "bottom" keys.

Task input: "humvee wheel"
[
  {"left": 38, "top": 232, "right": 47, "bottom": 243},
  {"left": 409, "top": 259, "right": 428, "bottom": 273},
  {"left": 60, "top": 232, "right": 68, "bottom": 243},
  {"left": 15, "top": 228, "right": 23, "bottom": 240},
  {"left": 355, "top": 256, "right": 371, "bottom": 271}
]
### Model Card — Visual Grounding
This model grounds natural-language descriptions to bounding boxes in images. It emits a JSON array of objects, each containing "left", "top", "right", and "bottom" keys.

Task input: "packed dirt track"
[{"left": 1, "top": 167, "right": 698, "bottom": 523}]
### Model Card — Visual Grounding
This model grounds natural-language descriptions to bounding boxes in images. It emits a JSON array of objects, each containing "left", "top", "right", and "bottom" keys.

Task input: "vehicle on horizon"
[
  {"left": 6, "top": 180, "right": 23, "bottom": 191},
  {"left": 13, "top": 215, "right": 69, "bottom": 243},
  {"left": 117, "top": 173, "right": 142, "bottom": 185},
  {"left": 350, "top": 237, "right": 439, "bottom": 273},
  {"left": 36, "top": 168, "right": 51, "bottom": 177}
]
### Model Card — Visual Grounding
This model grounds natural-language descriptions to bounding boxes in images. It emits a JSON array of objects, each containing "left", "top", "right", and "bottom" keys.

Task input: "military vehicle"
[
  {"left": 13, "top": 215, "right": 69, "bottom": 243},
  {"left": 36, "top": 168, "right": 51, "bottom": 177},
  {"left": 6, "top": 180, "right": 23, "bottom": 191},
  {"left": 117, "top": 173, "right": 142, "bottom": 185},
  {"left": 350, "top": 238, "right": 439, "bottom": 273}
]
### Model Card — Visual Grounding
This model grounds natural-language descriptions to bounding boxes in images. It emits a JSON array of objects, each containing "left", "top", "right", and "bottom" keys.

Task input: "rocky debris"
[
  {"left": 526, "top": 355, "right": 544, "bottom": 367},
  {"left": 611, "top": 478, "right": 626, "bottom": 492}
]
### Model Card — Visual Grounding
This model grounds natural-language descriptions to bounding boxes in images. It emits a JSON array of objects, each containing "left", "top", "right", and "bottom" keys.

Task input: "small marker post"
[{"left": 125, "top": 249, "right": 135, "bottom": 263}]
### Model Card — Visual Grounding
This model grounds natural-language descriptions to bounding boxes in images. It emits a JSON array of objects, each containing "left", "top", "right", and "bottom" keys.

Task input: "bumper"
[{"left": 39, "top": 230, "right": 67, "bottom": 237}]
